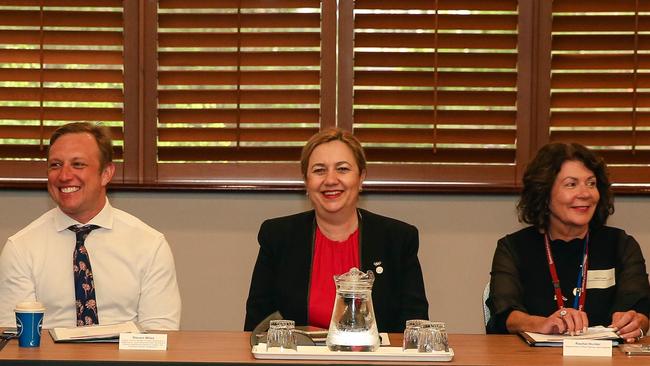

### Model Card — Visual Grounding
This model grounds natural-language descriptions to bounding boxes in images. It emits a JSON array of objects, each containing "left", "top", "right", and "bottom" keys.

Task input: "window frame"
[{"left": 1, "top": 0, "right": 649, "bottom": 194}]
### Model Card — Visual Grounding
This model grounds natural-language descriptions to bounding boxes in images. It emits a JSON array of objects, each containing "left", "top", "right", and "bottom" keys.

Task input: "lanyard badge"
[{"left": 544, "top": 232, "right": 589, "bottom": 311}]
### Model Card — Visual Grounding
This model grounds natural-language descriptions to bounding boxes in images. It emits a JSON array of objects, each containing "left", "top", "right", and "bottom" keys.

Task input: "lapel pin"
[{"left": 372, "top": 261, "right": 383, "bottom": 274}]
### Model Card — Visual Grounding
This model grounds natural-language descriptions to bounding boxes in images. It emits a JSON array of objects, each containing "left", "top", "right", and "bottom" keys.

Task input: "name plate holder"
[
  {"left": 119, "top": 333, "right": 168, "bottom": 351},
  {"left": 562, "top": 339, "right": 612, "bottom": 357}
]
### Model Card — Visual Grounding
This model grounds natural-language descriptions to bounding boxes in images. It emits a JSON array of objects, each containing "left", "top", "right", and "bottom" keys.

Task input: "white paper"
[
  {"left": 563, "top": 339, "right": 612, "bottom": 357},
  {"left": 50, "top": 321, "right": 142, "bottom": 341},
  {"left": 524, "top": 326, "right": 618, "bottom": 343},
  {"left": 119, "top": 333, "right": 167, "bottom": 350}
]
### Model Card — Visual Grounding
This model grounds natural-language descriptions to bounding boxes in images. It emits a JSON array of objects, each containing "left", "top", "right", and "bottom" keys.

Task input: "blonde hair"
[
  {"left": 300, "top": 128, "right": 366, "bottom": 179},
  {"left": 49, "top": 122, "right": 113, "bottom": 171}
]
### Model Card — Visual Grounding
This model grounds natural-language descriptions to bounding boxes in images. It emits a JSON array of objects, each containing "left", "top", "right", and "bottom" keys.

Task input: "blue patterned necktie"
[{"left": 68, "top": 225, "right": 100, "bottom": 326}]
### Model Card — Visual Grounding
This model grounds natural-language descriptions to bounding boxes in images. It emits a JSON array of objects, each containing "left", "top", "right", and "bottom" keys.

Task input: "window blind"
[
  {"left": 347, "top": 0, "right": 519, "bottom": 188},
  {"left": 156, "top": 0, "right": 324, "bottom": 184},
  {"left": 550, "top": 0, "right": 650, "bottom": 185},
  {"left": 0, "top": 0, "right": 125, "bottom": 182},
  {"left": 1, "top": 0, "right": 649, "bottom": 192}
]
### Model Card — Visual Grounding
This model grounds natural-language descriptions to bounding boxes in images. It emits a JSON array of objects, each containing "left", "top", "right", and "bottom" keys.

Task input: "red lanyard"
[{"left": 544, "top": 232, "right": 589, "bottom": 311}]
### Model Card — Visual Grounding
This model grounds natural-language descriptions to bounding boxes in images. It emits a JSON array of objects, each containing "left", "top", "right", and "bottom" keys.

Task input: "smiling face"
[
  {"left": 305, "top": 140, "right": 366, "bottom": 222},
  {"left": 47, "top": 132, "right": 114, "bottom": 223},
  {"left": 548, "top": 160, "right": 600, "bottom": 240}
]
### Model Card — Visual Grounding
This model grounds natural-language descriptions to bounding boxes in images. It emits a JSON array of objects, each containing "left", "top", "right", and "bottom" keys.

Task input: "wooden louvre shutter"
[
  {"left": 156, "top": 0, "right": 325, "bottom": 184},
  {"left": 346, "top": 0, "right": 519, "bottom": 188},
  {"left": 550, "top": 0, "right": 650, "bottom": 185},
  {"left": 0, "top": 0, "right": 125, "bottom": 182}
]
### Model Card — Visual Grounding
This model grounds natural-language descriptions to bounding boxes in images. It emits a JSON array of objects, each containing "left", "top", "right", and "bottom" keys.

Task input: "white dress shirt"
[{"left": 0, "top": 200, "right": 181, "bottom": 330}]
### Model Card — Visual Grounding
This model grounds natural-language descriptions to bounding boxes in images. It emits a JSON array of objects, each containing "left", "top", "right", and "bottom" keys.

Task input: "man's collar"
[{"left": 54, "top": 200, "right": 114, "bottom": 232}]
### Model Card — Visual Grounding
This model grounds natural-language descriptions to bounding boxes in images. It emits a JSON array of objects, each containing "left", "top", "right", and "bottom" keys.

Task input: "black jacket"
[{"left": 244, "top": 209, "right": 429, "bottom": 332}]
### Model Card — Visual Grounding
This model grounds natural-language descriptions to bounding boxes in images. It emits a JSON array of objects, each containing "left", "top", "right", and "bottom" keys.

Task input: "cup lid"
[{"left": 15, "top": 301, "right": 46, "bottom": 312}]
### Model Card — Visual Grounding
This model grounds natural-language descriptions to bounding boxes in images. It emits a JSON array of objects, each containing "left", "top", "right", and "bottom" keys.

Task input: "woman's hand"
[
  {"left": 611, "top": 310, "right": 649, "bottom": 343},
  {"left": 537, "top": 308, "right": 589, "bottom": 335},
  {"left": 506, "top": 309, "right": 588, "bottom": 335}
]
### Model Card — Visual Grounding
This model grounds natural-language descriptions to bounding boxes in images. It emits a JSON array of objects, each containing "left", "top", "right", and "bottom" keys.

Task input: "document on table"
[
  {"left": 519, "top": 326, "right": 620, "bottom": 347},
  {"left": 49, "top": 321, "right": 143, "bottom": 343}
]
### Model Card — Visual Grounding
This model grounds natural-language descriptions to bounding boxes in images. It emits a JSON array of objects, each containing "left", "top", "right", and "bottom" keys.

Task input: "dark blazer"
[{"left": 244, "top": 209, "right": 429, "bottom": 332}]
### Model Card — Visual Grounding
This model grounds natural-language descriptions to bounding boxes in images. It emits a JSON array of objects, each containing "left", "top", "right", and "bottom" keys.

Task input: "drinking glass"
[
  {"left": 417, "top": 321, "right": 448, "bottom": 353},
  {"left": 266, "top": 320, "right": 297, "bottom": 352},
  {"left": 402, "top": 319, "right": 432, "bottom": 351}
]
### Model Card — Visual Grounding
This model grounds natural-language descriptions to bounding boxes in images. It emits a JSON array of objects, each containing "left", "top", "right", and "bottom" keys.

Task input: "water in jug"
[{"left": 326, "top": 267, "right": 379, "bottom": 351}]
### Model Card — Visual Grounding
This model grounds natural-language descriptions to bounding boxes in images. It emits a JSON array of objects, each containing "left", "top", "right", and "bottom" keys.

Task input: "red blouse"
[{"left": 307, "top": 226, "right": 360, "bottom": 329}]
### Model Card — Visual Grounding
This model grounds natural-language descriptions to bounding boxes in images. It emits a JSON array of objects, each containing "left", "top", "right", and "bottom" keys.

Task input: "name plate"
[
  {"left": 563, "top": 339, "right": 612, "bottom": 357},
  {"left": 119, "top": 333, "right": 167, "bottom": 351}
]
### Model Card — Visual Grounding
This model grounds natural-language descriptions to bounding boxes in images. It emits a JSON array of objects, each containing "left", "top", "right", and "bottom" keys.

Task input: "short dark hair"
[
  {"left": 49, "top": 122, "right": 113, "bottom": 171},
  {"left": 517, "top": 142, "right": 614, "bottom": 230},
  {"left": 300, "top": 128, "right": 367, "bottom": 180}
]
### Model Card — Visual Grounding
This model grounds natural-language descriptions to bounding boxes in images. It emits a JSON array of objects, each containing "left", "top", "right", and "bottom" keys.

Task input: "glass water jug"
[{"left": 326, "top": 267, "right": 379, "bottom": 352}]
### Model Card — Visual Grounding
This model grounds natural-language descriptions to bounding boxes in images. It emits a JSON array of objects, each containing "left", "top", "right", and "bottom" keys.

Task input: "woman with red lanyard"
[
  {"left": 244, "top": 128, "right": 429, "bottom": 333},
  {"left": 486, "top": 142, "right": 650, "bottom": 343}
]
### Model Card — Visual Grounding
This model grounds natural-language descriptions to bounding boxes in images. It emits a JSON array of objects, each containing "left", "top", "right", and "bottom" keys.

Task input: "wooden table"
[{"left": 0, "top": 332, "right": 646, "bottom": 365}]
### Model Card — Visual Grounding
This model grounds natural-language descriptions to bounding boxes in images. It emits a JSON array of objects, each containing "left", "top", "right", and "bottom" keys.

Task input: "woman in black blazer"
[{"left": 244, "top": 128, "right": 429, "bottom": 332}]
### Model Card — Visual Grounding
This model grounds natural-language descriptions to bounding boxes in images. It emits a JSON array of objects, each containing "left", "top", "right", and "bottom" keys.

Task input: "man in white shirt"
[{"left": 0, "top": 123, "right": 181, "bottom": 330}]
